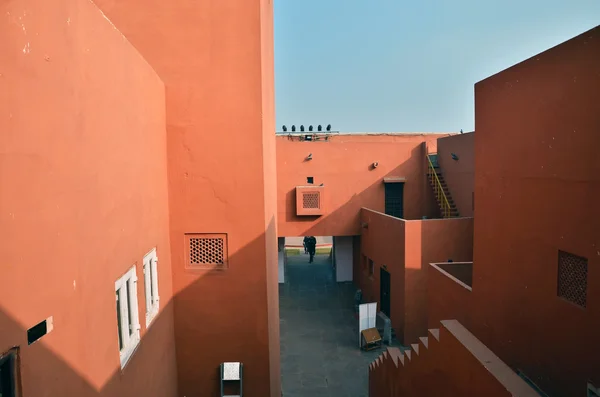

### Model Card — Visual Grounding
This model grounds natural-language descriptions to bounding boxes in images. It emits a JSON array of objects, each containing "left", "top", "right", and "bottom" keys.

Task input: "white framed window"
[
  {"left": 143, "top": 248, "right": 160, "bottom": 326},
  {"left": 115, "top": 266, "right": 140, "bottom": 368}
]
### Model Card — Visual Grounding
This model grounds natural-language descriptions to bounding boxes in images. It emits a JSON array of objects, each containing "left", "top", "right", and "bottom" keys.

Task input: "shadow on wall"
[
  {"left": 0, "top": 228, "right": 278, "bottom": 397},
  {"left": 0, "top": 299, "right": 178, "bottom": 397},
  {"left": 280, "top": 142, "right": 441, "bottom": 238},
  {"left": 172, "top": 221, "right": 280, "bottom": 397},
  {"left": 427, "top": 262, "right": 473, "bottom": 331},
  {"left": 436, "top": 132, "right": 475, "bottom": 218},
  {"left": 357, "top": 208, "right": 474, "bottom": 345}
]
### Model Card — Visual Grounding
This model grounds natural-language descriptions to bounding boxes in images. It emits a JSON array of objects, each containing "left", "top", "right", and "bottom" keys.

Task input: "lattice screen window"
[
  {"left": 557, "top": 250, "right": 588, "bottom": 308},
  {"left": 185, "top": 233, "right": 228, "bottom": 269},
  {"left": 303, "top": 192, "right": 320, "bottom": 209}
]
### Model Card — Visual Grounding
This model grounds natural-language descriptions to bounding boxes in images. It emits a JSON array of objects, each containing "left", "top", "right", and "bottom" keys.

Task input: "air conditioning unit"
[{"left": 295, "top": 186, "right": 325, "bottom": 216}]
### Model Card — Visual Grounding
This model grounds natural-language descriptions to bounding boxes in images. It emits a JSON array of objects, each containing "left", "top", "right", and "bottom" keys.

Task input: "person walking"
[
  {"left": 303, "top": 236, "right": 309, "bottom": 254},
  {"left": 306, "top": 236, "right": 317, "bottom": 263}
]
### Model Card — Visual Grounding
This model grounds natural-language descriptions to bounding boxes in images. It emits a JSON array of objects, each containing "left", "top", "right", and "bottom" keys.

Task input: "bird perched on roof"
[{"left": 282, "top": 125, "right": 287, "bottom": 132}]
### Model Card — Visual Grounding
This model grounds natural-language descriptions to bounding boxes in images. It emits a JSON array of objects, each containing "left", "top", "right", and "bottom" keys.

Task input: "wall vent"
[
  {"left": 185, "top": 234, "right": 228, "bottom": 270},
  {"left": 295, "top": 186, "right": 324, "bottom": 216},
  {"left": 302, "top": 192, "right": 320, "bottom": 209},
  {"left": 557, "top": 250, "right": 587, "bottom": 308}
]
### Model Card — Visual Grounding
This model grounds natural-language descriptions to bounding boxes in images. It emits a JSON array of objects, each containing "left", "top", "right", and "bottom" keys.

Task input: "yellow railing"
[{"left": 427, "top": 154, "right": 453, "bottom": 218}]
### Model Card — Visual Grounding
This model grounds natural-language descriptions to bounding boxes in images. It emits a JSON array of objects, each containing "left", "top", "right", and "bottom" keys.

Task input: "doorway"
[
  {"left": 0, "top": 349, "right": 18, "bottom": 397},
  {"left": 384, "top": 182, "right": 404, "bottom": 218},
  {"left": 380, "top": 268, "right": 391, "bottom": 317}
]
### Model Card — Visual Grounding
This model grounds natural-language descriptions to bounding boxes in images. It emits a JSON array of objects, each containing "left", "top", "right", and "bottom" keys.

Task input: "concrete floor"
[{"left": 279, "top": 253, "right": 382, "bottom": 397}]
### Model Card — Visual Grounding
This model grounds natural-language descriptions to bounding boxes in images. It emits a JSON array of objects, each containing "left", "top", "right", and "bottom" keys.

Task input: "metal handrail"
[{"left": 427, "top": 154, "right": 452, "bottom": 218}]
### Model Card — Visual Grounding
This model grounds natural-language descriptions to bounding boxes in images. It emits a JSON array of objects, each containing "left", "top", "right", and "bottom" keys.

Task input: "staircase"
[
  {"left": 369, "top": 320, "right": 541, "bottom": 397},
  {"left": 427, "top": 154, "right": 459, "bottom": 218}
]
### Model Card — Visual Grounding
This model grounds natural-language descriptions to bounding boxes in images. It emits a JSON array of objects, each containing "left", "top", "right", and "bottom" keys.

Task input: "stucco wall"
[
  {"left": 370, "top": 320, "right": 539, "bottom": 397},
  {"left": 358, "top": 209, "right": 473, "bottom": 344},
  {"left": 358, "top": 210, "right": 407, "bottom": 341},
  {"left": 404, "top": 218, "right": 474, "bottom": 343},
  {"left": 437, "top": 132, "right": 475, "bottom": 217},
  {"left": 92, "top": 0, "right": 280, "bottom": 395},
  {"left": 334, "top": 236, "right": 354, "bottom": 282},
  {"left": 472, "top": 25, "right": 600, "bottom": 396},
  {"left": 427, "top": 263, "right": 473, "bottom": 329},
  {"left": 276, "top": 134, "right": 450, "bottom": 237},
  {"left": 0, "top": 0, "right": 176, "bottom": 395}
]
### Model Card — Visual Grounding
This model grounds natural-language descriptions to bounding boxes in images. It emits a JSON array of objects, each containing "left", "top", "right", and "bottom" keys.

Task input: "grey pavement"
[{"left": 279, "top": 253, "right": 382, "bottom": 397}]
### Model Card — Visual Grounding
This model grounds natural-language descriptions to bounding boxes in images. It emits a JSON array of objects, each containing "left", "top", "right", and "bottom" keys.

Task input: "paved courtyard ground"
[{"left": 279, "top": 253, "right": 383, "bottom": 397}]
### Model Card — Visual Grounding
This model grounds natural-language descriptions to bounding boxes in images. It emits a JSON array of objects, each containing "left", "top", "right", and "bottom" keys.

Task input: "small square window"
[
  {"left": 115, "top": 266, "right": 141, "bottom": 368},
  {"left": 369, "top": 258, "right": 374, "bottom": 276},
  {"left": 307, "top": 177, "right": 314, "bottom": 184},
  {"left": 143, "top": 248, "right": 160, "bottom": 327},
  {"left": 557, "top": 250, "right": 588, "bottom": 308}
]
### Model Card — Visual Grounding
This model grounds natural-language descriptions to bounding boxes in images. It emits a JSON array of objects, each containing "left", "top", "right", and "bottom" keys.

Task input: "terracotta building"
[
  {"left": 369, "top": 26, "right": 600, "bottom": 397},
  {"left": 0, "top": 0, "right": 597, "bottom": 395}
]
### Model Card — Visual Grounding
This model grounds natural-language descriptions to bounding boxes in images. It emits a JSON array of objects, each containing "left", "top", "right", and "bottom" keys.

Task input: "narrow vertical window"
[
  {"left": 115, "top": 266, "right": 140, "bottom": 368},
  {"left": 144, "top": 248, "right": 160, "bottom": 326}
]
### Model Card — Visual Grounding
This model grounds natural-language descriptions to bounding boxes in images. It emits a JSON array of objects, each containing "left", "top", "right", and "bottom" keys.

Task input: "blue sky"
[{"left": 274, "top": 0, "right": 600, "bottom": 133}]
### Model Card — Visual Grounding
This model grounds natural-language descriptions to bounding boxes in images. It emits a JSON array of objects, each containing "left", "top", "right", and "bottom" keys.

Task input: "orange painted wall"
[
  {"left": 358, "top": 210, "right": 407, "bottom": 341},
  {"left": 358, "top": 209, "right": 473, "bottom": 344},
  {"left": 403, "top": 218, "right": 473, "bottom": 343},
  {"left": 92, "top": 1, "right": 280, "bottom": 395},
  {"left": 371, "top": 321, "right": 539, "bottom": 397},
  {"left": 0, "top": 0, "right": 176, "bottom": 396},
  {"left": 472, "top": 26, "right": 600, "bottom": 396},
  {"left": 437, "top": 133, "right": 475, "bottom": 217},
  {"left": 276, "top": 134, "right": 450, "bottom": 237},
  {"left": 259, "top": 0, "right": 281, "bottom": 393},
  {"left": 427, "top": 263, "right": 472, "bottom": 329}
]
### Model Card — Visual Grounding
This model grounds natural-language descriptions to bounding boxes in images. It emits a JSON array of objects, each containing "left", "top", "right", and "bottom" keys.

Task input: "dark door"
[
  {"left": 0, "top": 350, "right": 17, "bottom": 397},
  {"left": 380, "top": 268, "right": 391, "bottom": 317},
  {"left": 384, "top": 182, "right": 404, "bottom": 218}
]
